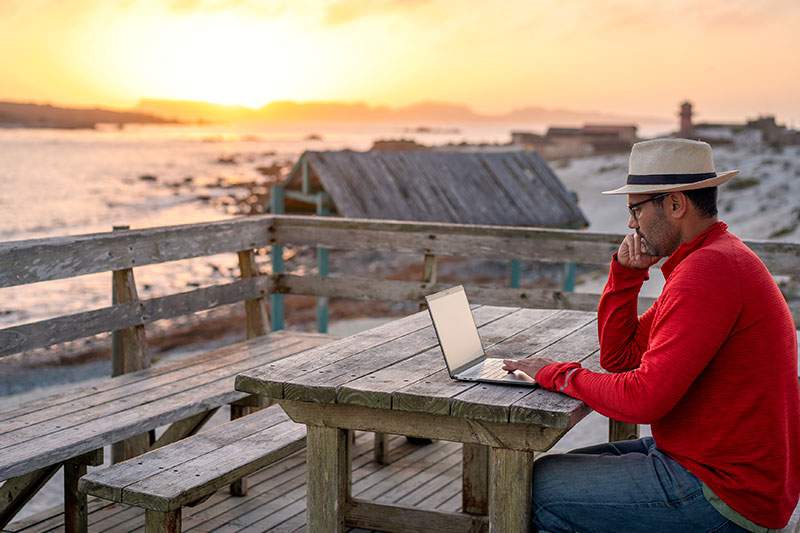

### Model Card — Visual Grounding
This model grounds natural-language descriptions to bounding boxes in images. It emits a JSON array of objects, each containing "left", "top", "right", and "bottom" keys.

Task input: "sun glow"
[{"left": 89, "top": 10, "right": 316, "bottom": 108}]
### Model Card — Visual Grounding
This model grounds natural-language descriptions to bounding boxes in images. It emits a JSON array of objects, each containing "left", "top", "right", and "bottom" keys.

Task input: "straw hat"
[{"left": 602, "top": 138, "right": 738, "bottom": 195}]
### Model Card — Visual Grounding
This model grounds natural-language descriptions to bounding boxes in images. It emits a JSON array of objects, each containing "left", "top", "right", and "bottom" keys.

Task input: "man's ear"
[{"left": 669, "top": 192, "right": 688, "bottom": 218}]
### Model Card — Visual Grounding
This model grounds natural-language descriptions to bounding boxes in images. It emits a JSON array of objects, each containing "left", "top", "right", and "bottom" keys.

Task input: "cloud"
[{"left": 323, "top": 0, "right": 430, "bottom": 26}]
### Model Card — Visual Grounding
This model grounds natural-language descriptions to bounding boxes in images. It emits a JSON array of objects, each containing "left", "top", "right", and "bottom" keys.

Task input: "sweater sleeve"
[
  {"left": 597, "top": 255, "right": 655, "bottom": 372},
  {"left": 536, "top": 250, "right": 741, "bottom": 424}
]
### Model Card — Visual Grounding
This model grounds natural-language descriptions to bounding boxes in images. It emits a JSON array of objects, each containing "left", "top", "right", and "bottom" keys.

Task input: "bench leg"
[
  {"left": 65, "top": 449, "right": 103, "bottom": 533},
  {"left": 145, "top": 509, "right": 181, "bottom": 533},
  {"left": 64, "top": 462, "right": 87, "bottom": 533},
  {"left": 229, "top": 404, "right": 251, "bottom": 496},
  {"left": 0, "top": 465, "right": 60, "bottom": 529},
  {"left": 307, "top": 426, "right": 350, "bottom": 532},
  {"left": 489, "top": 447, "right": 534, "bottom": 533},
  {"left": 462, "top": 443, "right": 489, "bottom": 515}
]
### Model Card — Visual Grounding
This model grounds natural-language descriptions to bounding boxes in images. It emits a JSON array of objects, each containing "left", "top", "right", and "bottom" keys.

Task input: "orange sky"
[{"left": 1, "top": 0, "right": 798, "bottom": 123}]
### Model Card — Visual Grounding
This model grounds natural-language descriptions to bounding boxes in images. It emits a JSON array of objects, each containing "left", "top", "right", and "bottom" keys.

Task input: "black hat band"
[{"left": 627, "top": 172, "right": 716, "bottom": 185}]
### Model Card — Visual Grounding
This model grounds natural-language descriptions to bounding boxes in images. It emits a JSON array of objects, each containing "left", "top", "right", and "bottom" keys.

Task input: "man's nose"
[{"left": 627, "top": 213, "right": 638, "bottom": 230}]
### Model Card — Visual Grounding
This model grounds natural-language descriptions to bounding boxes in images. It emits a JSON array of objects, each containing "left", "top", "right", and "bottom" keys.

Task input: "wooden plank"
[
  {"left": 344, "top": 499, "right": 487, "bottom": 533},
  {"left": 150, "top": 409, "right": 218, "bottom": 450},
  {"left": 272, "top": 215, "right": 800, "bottom": 275},
  {"left": 0, "top": 216, "right": 275, "bottom": 288},
  {"left": 489, "top": 447, "right": 534, "bottom": 533},
  {"left": 275, "top": 273, "right": 654, "bottom": 313},
  {"left": 281, "top": 305, "right": 511, "bottom": 404},
  {"left": 449, "top": 311, "right": 596, "bottom": 423},
  {"left": 0, "top": 339, "right": 322, "bottom": 480},
  {"left": 273, "top": 216, "right": 623, "bottom": 266},
  {"left": 121, "top": 420, "right": 306, "bottom": 511},
  {"left": 0, "top": 277, "right": 273, "bottom": 358},
  {"left": 0, "top": 330, "right": 311, "bottom": 424},
  {"left": 337, "top": 308, "right": 554, "bottom": 411},
  {"left": 305, "top": 426, "right": 349, "bottom": 532},
  {"left": 237, "top": 250, "right": 269, "bottom": 338},
  {"left": 234, "top": 309, "right": 435, "bottom": 401},
  {"left": 0, "top": 335, "right": 303, "bottom": 446},
  {"left": 78, "top": 406, "right": 291, "bottom": 503},
  {"left": 462, "top": 443, "right": 489, "bottom": 515},
  {"left": 280, "top": 401, "right": 567, "bottom": 451}
]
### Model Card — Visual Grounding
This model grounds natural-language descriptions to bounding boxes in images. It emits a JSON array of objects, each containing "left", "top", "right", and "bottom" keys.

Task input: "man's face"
[{"left": 627, "top": 193, "right": 681, "bottom": 257}]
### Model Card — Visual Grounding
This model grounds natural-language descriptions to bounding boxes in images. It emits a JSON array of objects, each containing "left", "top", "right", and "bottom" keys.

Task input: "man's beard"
[{"left": 638, "top": 222, "right": 680, "bottom": 258}]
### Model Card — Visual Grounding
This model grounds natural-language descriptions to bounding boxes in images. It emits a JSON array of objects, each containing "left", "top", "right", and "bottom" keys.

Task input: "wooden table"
[{"left": 236, "top": 305, "right": 603, "bottom": 533}]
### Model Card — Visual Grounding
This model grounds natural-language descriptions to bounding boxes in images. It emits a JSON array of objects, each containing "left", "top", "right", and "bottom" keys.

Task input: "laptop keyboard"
[{"left": 459, "top": 358, "right": 511, "bottom": 380}]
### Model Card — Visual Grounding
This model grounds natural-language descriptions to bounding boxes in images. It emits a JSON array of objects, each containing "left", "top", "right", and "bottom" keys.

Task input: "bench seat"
[{"left": 79, "top": 404, "right": 305, "bottom": 531}]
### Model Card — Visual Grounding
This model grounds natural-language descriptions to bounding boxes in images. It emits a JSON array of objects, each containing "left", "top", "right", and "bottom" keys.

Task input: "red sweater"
[{"left": 535, "top": 222, "right": 800, "bottom": 528}]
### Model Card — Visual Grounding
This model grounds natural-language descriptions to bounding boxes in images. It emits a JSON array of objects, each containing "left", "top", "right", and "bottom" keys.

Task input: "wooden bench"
[
  {"left": 78, "top": 404, "right": 306, "bottom": 533},
  {"left": 0, "top": 331, "right": 331, "bottom": 532}
]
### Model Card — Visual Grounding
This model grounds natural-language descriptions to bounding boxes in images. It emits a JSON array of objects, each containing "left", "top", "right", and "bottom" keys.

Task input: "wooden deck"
[{"left": 6, "top": 433, "right": 465, "bottom": 532}]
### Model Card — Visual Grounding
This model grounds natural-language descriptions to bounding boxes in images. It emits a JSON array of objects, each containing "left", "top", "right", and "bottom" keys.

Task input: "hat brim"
[{"left": 601, "top": 170, "right": 739, "bottom": 195}]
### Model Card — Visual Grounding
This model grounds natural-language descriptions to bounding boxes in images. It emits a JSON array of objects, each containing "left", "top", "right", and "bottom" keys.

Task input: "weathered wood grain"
[
  {"left": 0, "top": 216, "right": 275, "bottom": 288},
  {"left": 0, "top": 335, "right": 303, "bottom": 443},
  {"left": 275, "top": 273, "right": 641, "bottom": 312},
  {"left": 78, "top": 406, "right": 290, "bottom": 502},
  {"left": 237, "top": 250, "right": 269, "bottom": 338},
  {"left": 306, "top": 426, "right": 350, "bottom": 532},
  {"left": 235, "top": 308, "right": 435, "bottom": 400},
  {"left": 0, "top": 338, "right": 322, "bottom": 480},
  {"left": 337, "top": 308, "right": 554, "bottom": 411},
  {"left": 462, "top": 443, "right": 489, "bottom": 515},
  {"left": 0, "top": 277, "right": 273, "bottom": 358},
  {"left": 281, "top": 306, "right": 512, "bottom": 404},
  {"left": 345, "top": 499, "right": 487, "bottom": 533},
  {"left": 489, "top": 447, "right": 534, "bottom": 533},
  {"left": 280, "top": 401, "right": 567, "bottom": 451}
]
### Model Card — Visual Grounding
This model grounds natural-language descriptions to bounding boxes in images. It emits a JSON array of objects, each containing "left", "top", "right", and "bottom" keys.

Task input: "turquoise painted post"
[
  {"left": 316, "top": 192, "right": 330, "bottom": 333},
  {"left": 270, "top": 185, "right": 285, "bottom": 331},
  {"left": 510, "top": 259, "right": 521, "bottom": 289},
  {"left": 562, "top": 262, "right": 577, "bottom": 292},
  {"left": 301, "top": 156, "right": 310, "bottom": 195}
]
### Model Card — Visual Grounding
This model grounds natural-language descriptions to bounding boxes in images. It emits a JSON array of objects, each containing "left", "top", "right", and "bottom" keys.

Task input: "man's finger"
[{"left": 502, "top": 359, "right": 519, "bottom": 371}]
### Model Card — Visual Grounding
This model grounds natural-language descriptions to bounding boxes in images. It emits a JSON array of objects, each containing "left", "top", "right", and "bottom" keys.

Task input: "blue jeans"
[{"left": 532, "top": 437, "right": 748, "bottom": 532}]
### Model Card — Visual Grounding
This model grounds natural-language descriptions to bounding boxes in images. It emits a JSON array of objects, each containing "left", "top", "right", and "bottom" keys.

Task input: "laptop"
[{"left": 425, "top": 285, "right": 537, "bottom": 387}]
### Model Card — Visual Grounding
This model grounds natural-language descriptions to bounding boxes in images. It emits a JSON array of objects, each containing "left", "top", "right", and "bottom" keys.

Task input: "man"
[{"left": 503, "top": 138, "right": 800, "bottom": 532}]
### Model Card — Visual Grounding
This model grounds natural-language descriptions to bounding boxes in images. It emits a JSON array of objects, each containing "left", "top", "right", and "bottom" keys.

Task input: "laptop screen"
[{"left": 426, "top": 286, "right": 484, "bottom": 373}]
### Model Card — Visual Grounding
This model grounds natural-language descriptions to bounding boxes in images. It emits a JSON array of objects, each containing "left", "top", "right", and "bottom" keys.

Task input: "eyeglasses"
[{"left": 627, "top": 193, "right": 668, "bottom": 221}]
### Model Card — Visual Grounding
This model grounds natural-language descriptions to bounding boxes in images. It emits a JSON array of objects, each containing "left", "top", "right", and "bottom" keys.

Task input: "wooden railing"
[{"left": 2, "top": 214, "right": 798, "bottom": 361}]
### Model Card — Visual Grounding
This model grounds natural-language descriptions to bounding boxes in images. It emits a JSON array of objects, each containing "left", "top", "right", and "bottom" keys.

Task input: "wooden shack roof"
[{"left": 284, "top": 150, "right": 588, "bottom": 228}]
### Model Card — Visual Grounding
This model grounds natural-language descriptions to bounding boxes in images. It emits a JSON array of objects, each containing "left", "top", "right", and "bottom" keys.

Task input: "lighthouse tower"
[{"left": 678, "top": 101, "right": 693, "bottom": 138}]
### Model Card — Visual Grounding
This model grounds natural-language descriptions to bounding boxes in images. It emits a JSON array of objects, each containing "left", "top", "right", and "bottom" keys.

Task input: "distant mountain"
[
  {"left": 0, "top": 101, "right": 175, "bottom": 129},
  {"left": 136, "top": 99, "right": 252, "bottom": 122}
]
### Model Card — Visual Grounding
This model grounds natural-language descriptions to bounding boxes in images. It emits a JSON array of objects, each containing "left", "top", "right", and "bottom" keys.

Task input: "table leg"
[
  {"left": 306, "top": 425, "right": 350, "bottom": 532},
  {"left": 145, "top": 509, "right": 181, "bottom": 533},
  {"left": 0, "top": 466, "right": 60, "bottom": 529},
  {"left": 489, "top": 447, "right": 534, "bottom": 533},
  {"left": 462, "top": 443, "right": 489, "bottom": 515},
  {"left": 609, "top": 419, "right": 639, "bottom": 442}
]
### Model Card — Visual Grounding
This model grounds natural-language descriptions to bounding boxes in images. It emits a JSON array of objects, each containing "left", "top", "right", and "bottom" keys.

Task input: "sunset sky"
[{"left": 1, "top": 0, "right": 798, "bottom": 123}]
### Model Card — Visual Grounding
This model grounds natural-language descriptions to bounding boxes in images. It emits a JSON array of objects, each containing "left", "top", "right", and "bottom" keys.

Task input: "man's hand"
[
  {"left": 617, "top": 232, "right": 661, "bottom": 269},
  {"left": 502, "top": 357, "right": 556, "bottom": 379}
]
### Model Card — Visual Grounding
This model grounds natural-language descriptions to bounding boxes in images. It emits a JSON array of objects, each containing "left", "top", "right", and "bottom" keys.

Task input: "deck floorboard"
[{"left": 6, "top": 432, "right": 466, "bottom": 533}]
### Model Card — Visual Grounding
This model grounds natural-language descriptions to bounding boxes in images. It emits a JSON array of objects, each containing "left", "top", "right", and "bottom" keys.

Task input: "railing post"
[
  {"left": 316, "top": 191, "right": 330, "bottom": 334},
  {"left": 510, "top": 259, "right": 521, "bottom": 288},
  {"left": 110, "top": 225, "right": 151, "bottom": 464},
  {"left": 270, "top": 185, "right": 285, "bottom": 331},
  {"left": 230, "top": 248, "right": 270, "bottom": 496},
  {"left": 562, "top": 262, "right": 577, "bottom": 292}
]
